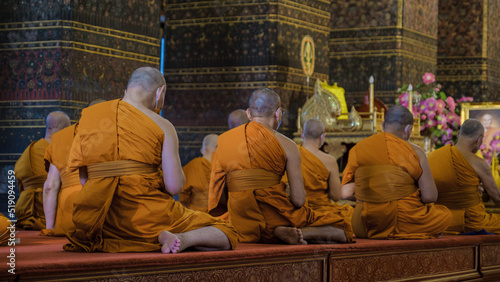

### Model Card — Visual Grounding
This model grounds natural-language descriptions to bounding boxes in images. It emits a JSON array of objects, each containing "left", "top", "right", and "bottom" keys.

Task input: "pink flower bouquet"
[{"left": 396, "top": 73, "right": 473, "bottom": 149}]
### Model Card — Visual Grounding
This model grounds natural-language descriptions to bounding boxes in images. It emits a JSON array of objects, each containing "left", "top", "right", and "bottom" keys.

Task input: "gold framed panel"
[{"left": 461, "top": 102, "right": 500, "bottom": 149}]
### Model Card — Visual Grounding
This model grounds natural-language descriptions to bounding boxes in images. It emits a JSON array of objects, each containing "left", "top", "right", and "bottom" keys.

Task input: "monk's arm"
[
  {"left": 43, "top": 164, "right": 61, "bottom": 229},
  {"left": 412, "top": 144, "right": 437, "bottom": 203},
  {"left": 341, "top": 183, "right": 355, "bottom": 200},
  {"left": 328, "top": 159, "right": 342, "bottom": 202},
  {"left": 161, "top": 121, "right": 185, "bottom": 195},
  {"left": 475, "top": 159, "right": 500, "bottom": 207},
  {"left": 285, "top": 142, "right": 306, "bottom": 208}
]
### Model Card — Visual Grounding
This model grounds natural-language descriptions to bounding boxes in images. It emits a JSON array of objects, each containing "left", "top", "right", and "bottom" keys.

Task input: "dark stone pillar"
[
  {"left": 164, "top": 0, "right": 331, "bottom": 164},
  {"left": 329, "top": 0, "right": 438, "bottom": 105},
  {"left": 437, "top": 0, "right": 500, "bottom": 101},
  {"left": 0, "top": 0, "right": 161, "bottom": 195}
]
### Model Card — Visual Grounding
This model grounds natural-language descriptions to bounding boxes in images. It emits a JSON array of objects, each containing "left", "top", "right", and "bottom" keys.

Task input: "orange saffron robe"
[
  {"left": 209, "top": 122, "right": 353, "bottom": 243},
  {"left": 429, "top": 145, "right": 500, "bottom": 234},
  {"left": 64, "top": 99, "right": 238, "bottom": 253},
  {"left": 180, "top": 157, "right": 211, "bottom": 212},
  {"left": 14, "top": 138, "right": 49, "bottom": 230},
  {"left": 0, "top": 214, "right": 11, "bottom": 245},
  {"left": 298, "top": 146, "right": 353, "bottom": 223},
  {"left": 40, "top": 123, "right": 82, "bottom": 236},
  {"left": 342, "top": 132, "right": 451, "bottom": 239}
]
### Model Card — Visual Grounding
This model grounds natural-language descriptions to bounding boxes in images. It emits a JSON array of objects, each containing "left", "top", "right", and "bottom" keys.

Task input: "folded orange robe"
[
  {"left": 0, "top": 214, "right": 11, "bottom": 245},
  {"left": 14, "top": 138, "right": 48, "bottom": 230},
  {"left": 429, "top": 145, "right": 500, "bottom": 234},
  {"left": 40, "top": 123, "right": 81, "bottom": 236},
  {"left": 210, "top": 121, "right": 353, "bottom": 243},
  {"left": 298, "top": 146, "right": 353, "bottom": 223},
  {"left": 180, "top": 157, "right": 211, "bottom": 212},
  {"left": 64, "top": 99, "right": 237, "bottom": 253},
  {"left": 342, "top": 132, "right": 451, "bottom": 239}
]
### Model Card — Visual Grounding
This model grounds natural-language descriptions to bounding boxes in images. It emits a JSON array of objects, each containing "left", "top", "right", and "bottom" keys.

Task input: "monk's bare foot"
[
  {"left": 159, "top": 231, "right": 181, "bottom": 254},
  {"left": 274, "top": 226, "right": 307, "bottom": 245}
]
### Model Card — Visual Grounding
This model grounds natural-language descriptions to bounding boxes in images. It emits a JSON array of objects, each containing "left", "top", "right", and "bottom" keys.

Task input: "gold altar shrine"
[{"left": 293, "top": 80, "right": 430, "bottom": 160}]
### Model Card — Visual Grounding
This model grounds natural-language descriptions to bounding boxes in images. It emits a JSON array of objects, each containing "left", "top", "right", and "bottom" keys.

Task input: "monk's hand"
[{"left": 285, "top": 183, "right": 291, "bottom": 196}]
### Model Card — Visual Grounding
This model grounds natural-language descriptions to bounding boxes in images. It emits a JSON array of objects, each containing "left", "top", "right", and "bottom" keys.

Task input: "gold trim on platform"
[{"left": 20, "top": 253, "right": 328, "bottom": 282}]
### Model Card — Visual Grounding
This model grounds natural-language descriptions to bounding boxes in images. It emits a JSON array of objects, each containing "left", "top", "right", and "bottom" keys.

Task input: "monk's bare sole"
[
  {"left": 301, "top": 226, "right": 348, "bottom": 244},
  {"left": 192, "top": 246, "right": 223, "bottom": 252},
  {"left": 159, "top": 231, "right": 182, "bottom": 254},
  {"left": 274, "top": 226, "right": 307, "bottom": 245}
]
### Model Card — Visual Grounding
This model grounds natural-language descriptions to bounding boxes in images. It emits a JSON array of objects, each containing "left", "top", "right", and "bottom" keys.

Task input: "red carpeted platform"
[{"left": 1, "top": 231, "right": 500, "bottom": 281}]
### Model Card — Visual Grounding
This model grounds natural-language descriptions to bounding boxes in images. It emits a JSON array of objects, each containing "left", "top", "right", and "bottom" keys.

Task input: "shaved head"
[
  {"left": 46, "top": 111, "right": 70, "bottom": 131},
  {"left": 126, "top": 67, "right": 166, "bottom": 93},
  {"left": 460, "top": 119, "right": 484, "bottom": 138},
  {"left": 303, "top": 118, "right": 325, "bottom": 139},
  {"left": 88, "top": 98, "right": 106, "bottom": 107},
  {"left": 228, "top": 109, "right": 249, "bottom": 129},
  {"left": 201, "top": 134, "right": 218, "bottom": 158},
  {"left": 248, "top": 88, "right": 281, "bottom": 118},
  {"left": 384, "top": 105, "right": 414, "bottom": 131}
]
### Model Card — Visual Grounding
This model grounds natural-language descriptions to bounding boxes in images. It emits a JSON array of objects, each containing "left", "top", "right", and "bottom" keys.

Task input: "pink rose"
[
  {"left": 398, "top": 92, "right": 409, "bottom": 107},
  {"left": 457, "top": 96, "right": 473, "bottom": 103},
  {"left": 422, "top": 72, "right": 435, "bottom": 85},
  {"left": 446, "top": 96, "right": 456, "bottom": 111},
  {"left": 424, "top": 97, "right": 437, "bottom": 112},
  {"left": 436, "top": 99, "right": 446, "bottom": 114}
]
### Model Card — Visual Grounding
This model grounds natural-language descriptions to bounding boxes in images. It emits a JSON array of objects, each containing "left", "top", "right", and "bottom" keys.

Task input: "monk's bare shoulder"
[
  {"left": 141, "top": 110, "right": 176, "bottom": 138},
  {"left": 459, "top": 148, "right": 489, "bottom": 173},
  {"left": 275, "top": 132, "right": 300, "bottom": 156},
  {"left": 314, "top": 150, "right": 336, "bottom": 172},
  {"left": 409, "top": 142, "right": 426, "bottom": 160}
]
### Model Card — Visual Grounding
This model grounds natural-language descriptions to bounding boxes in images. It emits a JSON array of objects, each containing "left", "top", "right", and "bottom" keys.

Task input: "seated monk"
[
  {"left": 341, "top": 105, "right": 452, "bottom": 239},
  {"left": 228, "top": 109, "right": 249, "bottom": 129},
  {"left": 0, "top": 214, "right": 11, "bottom": 245},
  {"left": 429, "top": 119, "right": 500, "bottom": 234},
  {"left": 41, "top": 99, "right": 106, "bottom": 236},
  {"left": 298, "top": 118, "right": 353, "bottom": 221},
  {"left": 207, "top": 109, "right": 249, "bottom": 221},
  {"left": 209, "top": 88, "right": 353, "bottom": 244},
  {"left": 180, "top": 134, "right": 218, "bottom": 212},
  {"left": 15, "top": 111, "right": 71, "bottom": 230},
  {"left": 64, "top": 67, "right": 237, "bottom": 253}
]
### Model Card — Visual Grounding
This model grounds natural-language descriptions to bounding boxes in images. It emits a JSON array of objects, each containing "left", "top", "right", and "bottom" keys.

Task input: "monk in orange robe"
[
  {"left": 65, "top": 67, "right": 237, "bottom": 254},
  {"left": 299, "top": 119, "right": 353, "bottom": 221},
  {"left": 429, "top": 119, "right": 500, "bottom": 234},
  {"left": 210, "top": 88, "right": 353, "bottom": 244},
  {"left": 0, "top": 214, "right": 11, "bottom": 245},
  {"left": 207, "top": 109, "right": 249, "bottom": 220},
  {"left": 180, "top": 134, "right": 218, "bottom": 212},
  {"left": 15, "top": 111, "right": 71, "bottom": 230},
  {"left": 41, "top": 98, "right": 106, "bottom": 236},
  {"left": 342, "top": 105, "right": 452, "bottom": 239}
]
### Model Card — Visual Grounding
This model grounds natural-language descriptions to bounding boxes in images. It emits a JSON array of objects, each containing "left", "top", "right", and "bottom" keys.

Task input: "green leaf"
[{"left": 440, "top": 92, "right": 447, "bottom": 100}]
